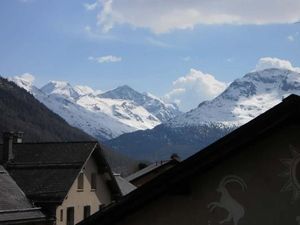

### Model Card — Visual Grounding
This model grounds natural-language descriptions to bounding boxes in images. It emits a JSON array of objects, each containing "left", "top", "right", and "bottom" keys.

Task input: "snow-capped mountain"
[
  {"left": 167, "top": 68, "right": 300, "bottom": 128},
  {"left": 10, "top": 76, "right": 180, "bottom": 140},
  {"left": 75, "top": 95, "right": 160, "bottom": 130},
  {"left": 99, "top": 85, "right": 181, "bottom": 122},
  {"left": 40, "top": 82, "right": 163, "bottom": 130},
  {"left": 10, "top": 76, "right": 135, "bottom": 140},
  {"left": 74, "top": 85, "right": 100, "bottom": 96},
  {"left": 107, "top": 68, "right": 300, "bottom": 160},
  {"left": 41, "top": 81, "right": 81, "bottom": 100}
]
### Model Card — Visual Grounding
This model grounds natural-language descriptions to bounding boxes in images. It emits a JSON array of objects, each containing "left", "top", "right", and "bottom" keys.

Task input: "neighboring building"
[
  {"left": 113, "top": 174, "right": 136, "bottom": 196},
  {"left": 78, "top": 94, "right": 300, "bottom": 225},
  {"left": 126, "top": 158, "right": 180, "bottom": 187},
  {"left": 0, "top": 135, "right": 122, "bottom": 225},
  {"left": 0, "top": 165, "right": 49, "bottom": 225}
]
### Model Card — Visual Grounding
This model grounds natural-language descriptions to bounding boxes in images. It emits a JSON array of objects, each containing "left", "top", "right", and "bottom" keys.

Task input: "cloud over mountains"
[{"left": 86, "top": 0, "right": 300, "bottom": 33}]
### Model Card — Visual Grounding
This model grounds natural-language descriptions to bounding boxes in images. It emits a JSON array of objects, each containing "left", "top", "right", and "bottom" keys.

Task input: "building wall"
[
  {"left": 113, "top": 123, "right": 300, "bottom": 225},
  {"left": 56, "top": 157, "right": 112, "bottom": 225}
]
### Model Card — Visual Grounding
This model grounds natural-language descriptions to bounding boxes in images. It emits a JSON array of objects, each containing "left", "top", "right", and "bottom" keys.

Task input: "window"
[
  {"left": 77, "top": 172, "right": 84, "bottom": 190},
  {"left": 60, "top": 209, "right": 63, "bottom": 222},
  {"left": 83, "top": 205, "right": 91, "bottom": 219},
  {"left": 66, "top": 207, "right": 74, "bottom": 225},
  {"left": 91, "top": 173, "right": 97, "bottom": 190}
]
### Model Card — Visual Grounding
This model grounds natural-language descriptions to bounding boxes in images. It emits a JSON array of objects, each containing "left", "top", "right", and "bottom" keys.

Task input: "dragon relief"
[{"left": 208, "top": 175, "right": 247, "bottom": 225}]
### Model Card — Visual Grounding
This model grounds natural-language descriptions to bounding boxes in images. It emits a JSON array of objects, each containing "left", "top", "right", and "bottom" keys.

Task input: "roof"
[
  {"left": 0, "top": 141, "right": 121, "bottom": 203},
  {"left": 0, "top": 165, "right": 46, "bottom": 224},
  {"left": 125, "top": 160, "right": 178, "bottom": 182},
  {"left": 78, "top": 94, "right": 300, "bottom": 225},
  {"left": 114, "top": 174, "right": 136, "bottom": 195}
]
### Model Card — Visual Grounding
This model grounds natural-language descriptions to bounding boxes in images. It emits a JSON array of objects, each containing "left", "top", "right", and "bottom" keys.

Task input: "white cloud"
[
  {"left": 255, "top": 57, "right": 300, "bottom": 73},
  {"left": 89, "top": 55, "right": 122, "bottom": 63},
  {"left": 84, "top": 2, "right": 98, "bottom": 11},
  {"left": 97, "top": 0, "right": 117, "bottom": 33},
  {"left": 91, "top": 0, "right": 300, "bottom": 34},
  {"left": 84, "top": 25, "right": 116, "bottom": 41},
  {"left": 164, "top": 69, "right": 227, "bottom": 111},
  {"left": 146, "top": 37, "right": 171, "bottom": 48}
]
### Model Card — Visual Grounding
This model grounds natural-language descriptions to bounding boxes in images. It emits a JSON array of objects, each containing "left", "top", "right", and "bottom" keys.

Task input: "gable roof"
[
  {"left": 78, "top": 94, "right": 300, "bottom": 225},
  {"left": 0, "top": 141, "right": 121, "bottom": 203},
  {"left": 0, "top": 165, "right": 46, "bottom": 224}
]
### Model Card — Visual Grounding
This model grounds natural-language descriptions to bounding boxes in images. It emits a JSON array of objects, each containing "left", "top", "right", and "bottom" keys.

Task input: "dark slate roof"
[
  {"left": 0, "top": 142, "right": 97, "bottom": 202},
  {"left": 0, "top": 165, "right": 46, "bottom": 223},
  {"left": 78, "top": 94, "right": 300, "bottom": 225},
  {"left": 3, "top": 142, "right": 96, "bottom": 164}
]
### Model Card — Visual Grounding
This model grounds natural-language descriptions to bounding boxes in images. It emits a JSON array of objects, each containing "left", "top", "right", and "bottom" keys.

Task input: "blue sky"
[{"left": 0, "top": 0, "right": 299, "bottom": 111}]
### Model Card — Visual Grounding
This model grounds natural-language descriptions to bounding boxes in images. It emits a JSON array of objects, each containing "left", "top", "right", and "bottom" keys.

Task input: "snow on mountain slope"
[
  {"left": 11, "top": 76, "right": 135, "bottom": 140},
  {"left": 35, "top": 94, "right": 135, "bottom": 140},
  {"left": 107, "top": 68, "right": 300, "bottom": 161},
  {"left": 40, "top": 82, "right": 161, "bottom": 130},
  {"left": 76, "top": 95, "right": 160, "bottom": 130},
  {"left": 74, "top": 85, "right": 98, "bottom": 96},
  {"left": 41, "top": 81, "right": 80, "bottom": 100},
  {"left": 168, "top": 68, "right": 300, "bottom": 128},
  {"left": 11, "top": 76, "right": 172, "bottom": 140},
  {"left": 99, "top": 85, "right": 181, "bottom": 122}
]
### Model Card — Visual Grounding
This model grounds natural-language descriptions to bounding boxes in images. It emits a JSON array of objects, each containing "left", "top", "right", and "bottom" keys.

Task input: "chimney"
[
  {"left": 3, "top": 132, "right": 14, "bottom": 163},
  {"left": 2, "top": 131, "right": 23, "bottom": 163},
  {"left": 13, "top": 131, "right": 23, "bottom": 143}
]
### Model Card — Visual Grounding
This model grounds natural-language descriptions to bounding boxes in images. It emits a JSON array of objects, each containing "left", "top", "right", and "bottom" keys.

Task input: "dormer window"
[{"left": 77, "top": 172, "right": 84, "bottom": 190}]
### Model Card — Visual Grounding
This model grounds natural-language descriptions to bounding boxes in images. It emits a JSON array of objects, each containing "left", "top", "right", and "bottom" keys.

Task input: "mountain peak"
[
  {"left": 111, "top": 85, "right": 139, "bottom": 95},
  {"left": 9, "top": 73, "right": 35, "bottom": 92},
  {"left": 117, "top": 84, "right": 133, "bottom": 90},
  {"left": 100, "top": 85, "right": 142, "bottom": 100},
  {"left": 100, "top": 85, "right": 181, "bottom": 122},
  {"left": 168, "top": 68, "right": 300, "bottom": 128},
  {"left": 41, "top": 80, "right": 79, "bottom": 100},
  {"left": 74, "top": 85, "right": 96, "bottom": 96}
]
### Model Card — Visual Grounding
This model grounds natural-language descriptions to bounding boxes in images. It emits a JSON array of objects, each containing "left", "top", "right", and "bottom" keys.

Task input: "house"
[
  {"left": 0, "top": 165, "right": 50, "bottom": 225},
  {"left": 0, "top": 133, "right": 123, "bottom": 225},
  {"left": 78, "top": 94, "right": 300, "bottom": 225},
  {"left": 126, "top": 156, "right": 180, "bottom": 187}
]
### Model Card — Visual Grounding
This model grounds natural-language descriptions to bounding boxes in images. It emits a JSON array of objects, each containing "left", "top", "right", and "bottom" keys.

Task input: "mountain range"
[
  {"left": 107, "top": 68, "right": 300, "bottom": 160},
  {"left": 11, "top": 76, "right": 181, "bottom": 141},
  {"left": 11, "top": 68, "right": 300, "bottom": 161},
  {"left": 0, "top": 77, "right": 139, "bottom": 176}
]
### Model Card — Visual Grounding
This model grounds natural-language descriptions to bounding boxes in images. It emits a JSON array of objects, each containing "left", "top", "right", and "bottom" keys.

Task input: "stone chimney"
[{"left": 2, "top": 131, "right": 23, "bottom": 163}]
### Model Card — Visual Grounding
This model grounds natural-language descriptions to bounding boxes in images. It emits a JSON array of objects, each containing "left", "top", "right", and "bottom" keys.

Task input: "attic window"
[{"left": 77, "top": 172, "right": 84, "bottom": 190}]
